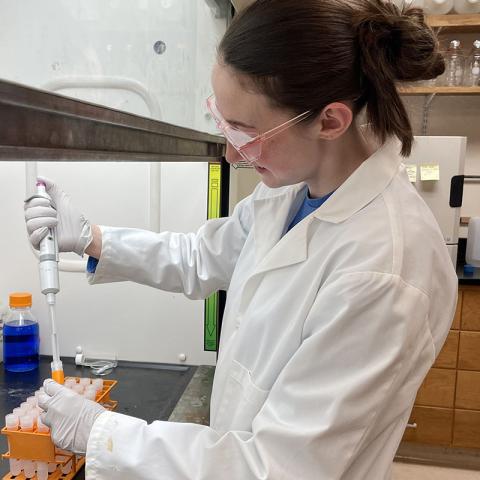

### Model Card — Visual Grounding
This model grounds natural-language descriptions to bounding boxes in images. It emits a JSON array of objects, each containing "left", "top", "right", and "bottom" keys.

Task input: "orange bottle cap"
[{"left": 9, "top": 292, "right": 32, "bottom": 308}]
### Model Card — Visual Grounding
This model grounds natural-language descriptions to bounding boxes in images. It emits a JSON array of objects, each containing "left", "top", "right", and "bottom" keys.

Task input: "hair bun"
[{"left": 353, "top": 0, "right": 445, "bottom": 83}]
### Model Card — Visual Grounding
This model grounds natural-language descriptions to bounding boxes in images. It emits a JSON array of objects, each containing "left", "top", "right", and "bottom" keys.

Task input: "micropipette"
[{"left": 36, "top": 181, "right": 64, "bottom": 384}]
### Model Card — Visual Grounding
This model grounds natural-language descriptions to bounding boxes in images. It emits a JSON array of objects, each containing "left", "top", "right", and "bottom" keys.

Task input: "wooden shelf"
[
  {"left": 398, "top": 86, "right": 480, "bottom": 95},
  {"left": 426, "top": 14, "right": 480, "bottom": 33}
]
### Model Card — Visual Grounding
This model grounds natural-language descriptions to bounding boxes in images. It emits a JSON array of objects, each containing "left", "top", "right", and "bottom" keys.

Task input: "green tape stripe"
[{"left": 204, "top": 164, "right": 222, "bottom": 352}]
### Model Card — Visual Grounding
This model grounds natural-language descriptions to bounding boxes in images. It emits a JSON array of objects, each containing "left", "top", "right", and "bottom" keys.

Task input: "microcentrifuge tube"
[
  {"left": 64, "top": 378, "right": 77, "bottom": 389},
  {"left": 79, "top": 377, "right": 91, "bottom": 387},
  {"left": 13, "top": 407, "right": 26, "bottom": 418},
  {"left": 20, "top": 415, "right": 34, "bottom": 432},
  {"left": 36, "top": 462, "right": 48, "bottom": 480},
  {"left": 48, "top": 462, "right": 57, "bottom": 473},
  {"left": 26, "top": 396, "right": 37, "bottom": 407},
  {"left": 36, "top": 416, "right": 50, "bottom": 433},
  {"left": 92, "top": 378, "right": 104, "bottom": 391},
  {"left": 23, "top": 459, "right": 36, "bottom": 478},
  {"left": 9, "top": 458, "right": 22, "bottom": 476},
  {"left": 5, "top": 414, "right": 19, "bottom": 431},
  {"left": 84, "top": 386, "right": 97, "bottom": 401},
  {"left": 61, "top": 459, "right": 72, "bottom": 475}
]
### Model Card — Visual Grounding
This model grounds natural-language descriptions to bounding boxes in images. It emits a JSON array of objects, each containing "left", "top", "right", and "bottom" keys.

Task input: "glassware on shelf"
[
  {"left": 465, "top": 40, "right": 480, "bottom": 86},
  {"left": 440, "top": 40, "right": 465, "bottom": 86},
  {"left": 453, "top": 0, "right": 480, "bottom": 14},
  {"left": 423, "top": 0, "right": 454, "bottom": 14}
]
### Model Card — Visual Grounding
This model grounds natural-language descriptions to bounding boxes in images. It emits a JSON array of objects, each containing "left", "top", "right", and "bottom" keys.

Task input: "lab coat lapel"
[
  {"left": 236, "top": 185, "right": 309, "bottom": 316},
  {"left": 252, "top": 183, "right": 309, "bottom": 274}
]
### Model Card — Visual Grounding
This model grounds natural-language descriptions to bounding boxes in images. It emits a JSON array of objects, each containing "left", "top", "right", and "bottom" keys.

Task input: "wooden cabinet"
[
  {"left": 453, "top": 410, "right": 480, "bottom": 449},
  {"left": 415, "top": 368, "right": 456, "bottom": 408},
  {"left": 461, "top": 291, "right": 480, "bottom": 331},
  {"left": 458, "top": 332, "right": 480, "bottom": 370},
  {"left": 433, "top": 330, "right": 459, "bottom": 369},
  {"left": 403, "top": 406, "right": 454, "bottom": 446},
  {"left": 402, "top": 285, "right": 480, "bottom": 453},
  {"left": 456, "top": 371, "right": 480, "bottom": 410}
]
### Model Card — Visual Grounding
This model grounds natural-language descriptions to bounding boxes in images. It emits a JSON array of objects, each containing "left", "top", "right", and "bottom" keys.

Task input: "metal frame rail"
[{"left": 0, "top": 79, "right": 225, "bottom": 163}]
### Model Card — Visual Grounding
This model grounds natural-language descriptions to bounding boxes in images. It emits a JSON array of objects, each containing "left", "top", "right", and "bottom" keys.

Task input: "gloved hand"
[
  {"left": 38, "top": 379, "right": 106, "bottom": 455},
  {"left": 24, "top": 177, "right": 92, "bottom": 256}
]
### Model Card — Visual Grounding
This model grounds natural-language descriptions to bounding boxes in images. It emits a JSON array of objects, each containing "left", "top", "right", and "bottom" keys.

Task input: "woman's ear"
[{"left": 311, "top": 102, "right": 353, "bottom": 141}]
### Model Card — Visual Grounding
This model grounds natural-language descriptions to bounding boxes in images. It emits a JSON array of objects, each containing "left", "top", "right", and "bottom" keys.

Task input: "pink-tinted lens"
[
  {"left": 223, "top": 125, "right": 256, "bottom": 148},
  {"left": 238, "top": 140, "right": 262, "bottom": 164}
]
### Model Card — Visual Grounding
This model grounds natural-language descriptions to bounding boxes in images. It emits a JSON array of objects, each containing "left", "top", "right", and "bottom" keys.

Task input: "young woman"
[{"left": 25, "top": 1, "right": 457, "bottom": 478}]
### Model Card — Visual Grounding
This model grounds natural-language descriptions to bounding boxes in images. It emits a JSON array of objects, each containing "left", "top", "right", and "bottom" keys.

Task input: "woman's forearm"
[{"left": 85, "top": 224, "right": 102, "bottom": 259}]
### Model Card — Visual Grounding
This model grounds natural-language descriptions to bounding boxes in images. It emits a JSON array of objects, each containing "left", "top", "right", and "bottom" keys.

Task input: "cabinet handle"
[{"left": 406, "top": 422, "right": 417, "bottom": 429}]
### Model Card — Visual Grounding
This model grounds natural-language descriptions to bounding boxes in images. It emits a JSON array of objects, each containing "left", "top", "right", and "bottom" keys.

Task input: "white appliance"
[{"left": 407, "top": 136, "right": 466, "bottom": 266}]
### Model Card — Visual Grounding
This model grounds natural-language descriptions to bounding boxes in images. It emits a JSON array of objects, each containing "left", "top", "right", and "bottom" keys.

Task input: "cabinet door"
[
  {"left": 453, "top": 409, "right": 480, "bottom": 449},
  {"left": 433, "top": 331, "right": 459, "bottom": 369},
  {"left": 403, "top": 406, "right": 453, "bottom": 445},
  {"left": 456, "top": 370, "right": 480, "bottom": 410},
  {"left": 458, "top": 332, "right": 480, "bottom": 371},
  {"left": 461, "top": 290, "right": 480, "bottom": 331},
  {"left": 415, "top": 368, "right": 456, "bottom": 408},
  {"left": 452, "top": 290, "right": 462, "bottom": 330}
]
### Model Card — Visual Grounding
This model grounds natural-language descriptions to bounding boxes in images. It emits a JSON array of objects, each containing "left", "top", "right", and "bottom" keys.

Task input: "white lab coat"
[{"left": 84, "top": 139, "right": 457, "bottom": 479}]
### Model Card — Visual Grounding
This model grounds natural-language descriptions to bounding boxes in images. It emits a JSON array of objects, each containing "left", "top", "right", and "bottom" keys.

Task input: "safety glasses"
[{"left": 206, "top": 94, "right": 312, "bottom": 165}]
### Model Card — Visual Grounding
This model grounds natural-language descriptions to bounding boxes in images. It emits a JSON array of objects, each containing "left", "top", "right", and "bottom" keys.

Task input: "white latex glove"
[
  {"left": 38, "top": 379, "right": 106, "bottom": 455},
  {"left": 24, "top": 177, "right": 92, "bottom": 256}
]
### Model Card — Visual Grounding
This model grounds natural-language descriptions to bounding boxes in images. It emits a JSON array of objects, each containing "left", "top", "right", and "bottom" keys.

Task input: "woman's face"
[{"left": 211, "top": 63, "right": 323, "bottom": 189}]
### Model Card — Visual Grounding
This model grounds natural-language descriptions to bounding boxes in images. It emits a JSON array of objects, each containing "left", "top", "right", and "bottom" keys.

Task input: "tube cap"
[{"left": 9, "top": 292, "right": 32, "bottom": 308}]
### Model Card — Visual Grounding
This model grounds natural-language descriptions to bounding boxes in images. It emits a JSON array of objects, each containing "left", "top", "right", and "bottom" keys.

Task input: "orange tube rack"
[{"left": 1, "top": 377, "right": 118, "bottom": 480}]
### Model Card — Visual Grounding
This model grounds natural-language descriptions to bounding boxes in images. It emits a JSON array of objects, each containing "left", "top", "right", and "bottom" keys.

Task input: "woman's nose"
[{"left": 225, "top": 141, "right": 242, "bottom": 165}]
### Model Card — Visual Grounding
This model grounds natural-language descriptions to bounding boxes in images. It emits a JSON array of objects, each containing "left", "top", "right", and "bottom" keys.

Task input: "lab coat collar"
[
  {"left": 251, "top": 139, "right": 402, "bottom": 273},
  {"left": 312, "top": 139, "right": 402, "bottom": 224}
]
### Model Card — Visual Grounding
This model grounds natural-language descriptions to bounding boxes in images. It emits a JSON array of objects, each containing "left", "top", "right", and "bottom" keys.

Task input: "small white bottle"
[
  {"left": 453, "top": 0, "right": 480, "bottom": 13},
  {"left": 423, "top": 0, "right": 454, "bottom": 13},
  {"left": 465, "top": 40, "right": 480, "bottom": 86},
  {"left": 442, "top": 40, "right": 465, "bottom": 86}
]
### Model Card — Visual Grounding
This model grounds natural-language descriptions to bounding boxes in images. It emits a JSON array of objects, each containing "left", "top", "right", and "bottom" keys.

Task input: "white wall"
[{"left": 0, "top": 0, "right": 226, "bottom": 365}]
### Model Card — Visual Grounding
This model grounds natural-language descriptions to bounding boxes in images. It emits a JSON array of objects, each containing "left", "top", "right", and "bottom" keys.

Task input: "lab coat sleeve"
[
  {"left": 85, "top": 271, "right": 436, "bottom": 480},
  {"left": 86, "top": 189, "right": 256, "bottom": 300}
]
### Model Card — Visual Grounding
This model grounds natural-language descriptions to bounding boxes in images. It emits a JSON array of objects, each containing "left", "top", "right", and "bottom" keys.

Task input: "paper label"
[
  {"left": 420, "top": 164, "right": 440, "bottom": 182},
  {"left": 405, "top": 164, "right": 417, "bottom": 183}
]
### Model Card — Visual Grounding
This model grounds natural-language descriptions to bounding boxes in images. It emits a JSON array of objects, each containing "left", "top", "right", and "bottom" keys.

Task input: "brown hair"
[{"left": 218, "top": 0, "right": 444, "bottom": 156}]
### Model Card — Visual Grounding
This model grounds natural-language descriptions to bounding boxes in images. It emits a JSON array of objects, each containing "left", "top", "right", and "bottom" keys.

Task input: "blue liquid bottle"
[{"left": 3, "top": 292, "right": 39, "bottom": 372}]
